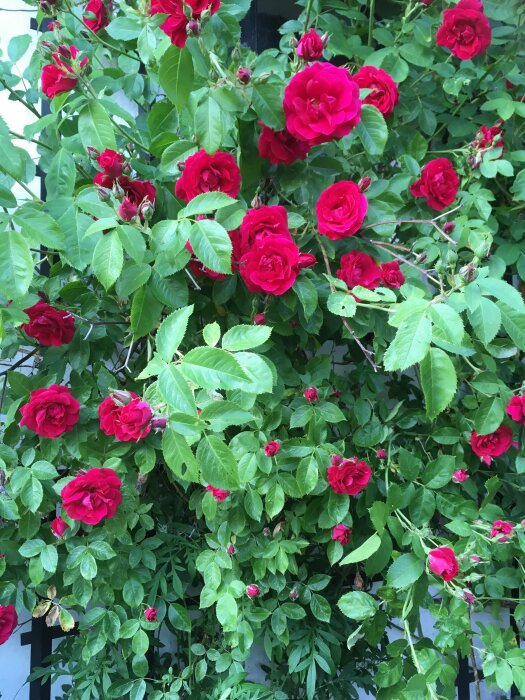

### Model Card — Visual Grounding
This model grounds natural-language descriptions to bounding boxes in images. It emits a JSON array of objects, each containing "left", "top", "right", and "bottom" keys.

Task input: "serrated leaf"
[
  {"left": 340, "top": 534, "right": 381, "bottom": 565},
  {"left": 420, "top": 348, "right": 457, "bottom": 419},
  {"left": 222, "top": 324, "right": 271, "bottom": 351},
  {"left": 386, "top": 553, "right": 424, "bottom": 589},
  {"left": 0, "top": 231, "right": 33, "bottom": 299},
  {"left": 383, "top": 312, "right": 431, "bottom": 371},
  {"left": 355, "top": 104, "right": 388, "bottom": 156},
  {"left": 159, "top": 45, "right": 194, "bottom": 110},
  {"left": 468, "top": 297, "right": 501, "bottom": 344},
  {"left": 78, "top": 101, "right": 117, "bottom": 152},
  {"left": 188, "top": 219, "right": 232, "bottom": 274},
  {"left": 337, "top": 591, "right": 378, "bottom": 620},
  {"left": 197, "top": 436, "right": 240, "bottom": 490},
  {"left": 158, "top": 364, "right": 196, "bottom": 415},
  {"left": 194, "top": 96, "right": 224, "bottom": 154},
  {"left": 327, "top": 291, "right": 357, "bottom": 318},
  {"left": 179, "top": 192, "right": 237, "bottom": 218},
  {"left": 92, "top": 232, "right": 123, "bottom": 290},
  {"left": 155, "top": 305, "right": 194, "bottom": 361}
]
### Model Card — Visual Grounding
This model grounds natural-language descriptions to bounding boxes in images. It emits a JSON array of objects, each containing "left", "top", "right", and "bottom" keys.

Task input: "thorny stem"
[
  {"left": 0, "top": 78, "right": 40, "bottom": 117},
  {"left": 9, "top": 130, "right": 53, "bottom": 151},
  {"left": 316, "top": 233, "right": 379, "bottom": 372}
]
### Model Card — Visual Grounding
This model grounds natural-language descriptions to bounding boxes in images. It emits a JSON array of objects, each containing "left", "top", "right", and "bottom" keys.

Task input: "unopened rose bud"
[
  {"left": 321, "top": 32, "right": 329, "bottom": 46},
  {"left": 87, "top": 146, "right": 99, "bottom": 159},
  {"left": 463, "top": 591, "right": 475, "bottom": 605},
  {"left": 376, "top": 448, "right": 387, "bottom": 460},
  {"left": 290, "top": 37, "right": 298, "bottom": 49},
  {"left": 443, "top": 221, "right": 455, "bottom": 234},
  {"left": 253, "top": 313, "right": 266, "bottom": 325},
  {"left": 126, "top": 142, "right": 135, "bottom": 154},
  {"left": 121, "top": 161, "right": 132, "bottom": 175},
  {"left": 246, "top": 584, "right": 260, "bottom": 599},
  {"left": 144, "top": 607, "right": 157, "bottom": 621},
  {"left": 111, "top": 389, "right": 132, "bottom": 406},
  {"left": 40, "top": 41, "right": 55, "bottom": 56},
  {"left": 50, "top": 516, "right": 69, "bottom": 538},
  {"left": 470, "top": 554, "right": 481, "bottom": 563},
  {"left": 119, "top": 197, "right": 138, "bottom": 222},
  {"left": 415, "top": 252, "right": 427, "bottom": 264},
  {"left": 187, "top": 19, "right": 200, "bottom": 35},
  {"left": 57, "top": 44, "right": 72, "bottom": 60},
  {"left": 113, "top": 180, "right": 125, "bottom": 199},
  {"left": 331, "top": 454, "right": 344, "bottom": 467},
  {"left": 48, "top": 20, "right": 61, "bottom": 31},
  {"left": 139, "top": 198, "right": 155, "bottom": 221},
  {"left": 459, "top": 263, "right": 477, "bottom": 282},
  {"left": 264, "top": 441, "right": 280, "bottom": 457},
  {"left": 289, "top": 589, "right": 299, "bottom": 600},
  {"left": 358, "top": 176, "right": 372, "bottom": 193},
  {"left": 177, "top": 161, "right": 186, "bottom": 172},
  {"left": 226, "top": 544, "right": 235, "bottom": 555},
  {"left": 303, "top": 387, "right": 319, "bottom": 402},
  {"left": 96, "top": 187, "right": 111, "bottom": 202},
  {"left": 237, "top": 67, "right": 251, "bottom": 85},
  {"left": 332, "top": 387, "right": 341, "bottom": 398},
  {"left": 262, "top": 527, "right": 271, "bottom": 537},
  {"left": 151, "top": 416, "right": 167, "bottom": 430},
  {"left": 251, "top": 195, "right": 263, "bottom": 209}
]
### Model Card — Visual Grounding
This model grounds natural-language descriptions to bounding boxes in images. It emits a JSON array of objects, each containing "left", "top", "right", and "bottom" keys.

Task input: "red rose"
[
  {"left": 61, "top": 467, "right": 122, "bottom": 525},
  {"left": 50, "top": 516, "right": 69, "bottom": 538},
  {"left": 175, "top": 150, "right": 241, "bottom": 202},
  {"left": 0, "top": 605, "right": 18, "bottom": 645},
  {"left": 258, "top": 124, "right": 310, "bottom": 166},
  {"left": 20, "top": 385, "right": 80, "bottom": 438},
  {"left": 353, "top": 65, "right": 399, "bottom": 118},
  {"left": 264, "top": 441, "right": 280, "bottom": 457},
  {"left": 253, "top": 313, "right": 266, "bottom": 325},
  {"left": 235, "top": 205, "right": 291, "bottom": 259},
  {"left": 119, "top": 176, "right": 157, "bottom": 206},
  {"left": 376, "top": 448, "right": 387, "bottom": 460},
  {"left": 490, "top": 520, "right": 514, "bottom": 541},
  {"left": 316, "top": 181, "right": 368, "bottom": 239},
  {"left": 97, "top": 149, "right": 124, "bottom": 180},
  {"left": 144, "top": 607, "right": 158, "bottom": 621},
  {"left": 452, "top": 468, "right": 469, "bottom": 483},
  {"left": 245, "top": 584, "right": 260, "bottom": 598},
  {"left": 476, "top": 124, "right": 504, "bottom": 151},
  {"left": 99, "top": 394, "right": 152, "bottom": 442},
  {"left": 336, "top": 250, "right": 382, "bottom": 293},
  {"left": 99, "top": 392, "right": 137, "bottom": 436},
  {"left": 436, "top": 0, "right": 491, "bottom": 60},
  {"left": 409, "top": 158, "right": 459, "bottom": 211},
  {"left": 119, "top": 197, "right": 138, "bottom": 221},
  {"left": 206, "top": 485, "right": 230, "bottom": 502},
  {"left": 296, "top": 28, "right": 325, "bottom": 62},
  {"left": 93, "top": 171, "right": 114, "bottom": 189},
  {"left": 428, "top": 547, "right": 459, "bottom": 581},
  {"left": 331, "top": 523, "right": 352, "bottom": 545},
  {"left": 327, "top": 457, "right": 372, "bottom": 496},
  {"left": 304, "top": 387, "right": 319, "bottom": 402},
  {"left": 380, "top": 261, "right": 405, "bottom": 288},
  {"left": 84, "top": 0, "right": 109, "bottom": 32},
  {"left": 283, "top": 62, "right": 362, "bottom": 146},
  {"left": 151, "top": 0, "right": 220, "bottom": 46},
  {"left": 506, "top": 395, "right": 525, "bottom": 424},
  {"left": 470, "top": 425, "right": 513, "bottom": 464},
  {"left": 239, "top": 235, "right": 301, "bottom": 296},
  {"left": 237, "top": 67, "right": 251, "bottom": 84},
  {"left": 41, "top": 46, "right": 87, "bottom": 99},
  {"left": 22, "top": 301, "right": 75, "bottom": 346}
]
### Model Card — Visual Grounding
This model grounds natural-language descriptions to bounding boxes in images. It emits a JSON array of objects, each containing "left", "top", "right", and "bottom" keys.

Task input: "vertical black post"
[
  {"left": 21, "top": 618, "right": 53, "bottom": 700},
  {"left": 240, "top": 0, "right": 259, "bottom": 51}
]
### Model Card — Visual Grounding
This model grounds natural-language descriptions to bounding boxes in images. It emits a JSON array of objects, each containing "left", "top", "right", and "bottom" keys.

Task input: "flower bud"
[
  {"left": 187, "top": 19, "right": 200, "bottom": 35},
  {"left": 358, "top": 176, "right": 372, "bottom": 193},
  {"left": 111, "top": 389, "right": 133, "bottom": 406},
  {"left": 57, "top": 44, "right": 72, "bottom": 60},
  {"left": 177, "top": 161, "right": 186, "bottom": 172},
  {"left": 376, "top": 448, "right": 387, "bottom": 460},
  {"left": 463, "top": 591, "right": 475, "bottom": 604},
  {"left": 253, "top": 313, "right": 266, "bottom": 325},
  {"left": 443, "top": 221, "right": 455, "bottom": 234},
  {"left": 459, "top": 263, "right": 477, "bottom": 282},
  {"left": 50, "top": 516, "right": 69, "bottom": 538},
  {"left": 119, "top": 197, "right": 138, "bottom": 222},
  {"left": 331, "top": 387, "right": 341, "bottom": 398},
  {"left": 48, "top": 20, "right": 61, "bottom": 31},
  {"left": 289, "top": 589, "right": 299, "bottom": 600},
  {"left": 144, "top": 607, "right": 158, "bottom": 621},
  {"left": 151, "top": 416, "right": 167, "bottom": 430},
  {"left": 40, "top": 41, "right": 55, "bottom": 57},
  {"left": 237, "top": 67, "right": 251, "bottom": 85},
  {"left": 226, "top": 544, "right": 235, "bottom": 555},
  {"left": 321, "top": 32, "right": 330, "bottom": 47},
  {"left": 87, "top": 146, "right": 99, "bottom": 159},
  {"left": 303, "top": 387, "right": 319, "bottom": 402},
  {"left": 251, "top": 195, "right": 263, "bottom": 209},
  {"left": 138, "top": 198, "right": 155, "bottom": 221},
  {"left": 262, "top": 527, "right": 271, "bottom": 537},
  {"left": 112, "top": 180, "right": 125, "bottom": 199},
  {"left": 264, "top": 441, "right": 280, "bottom": 457},
  {"left": 121, "top": 161, "right": 132, "bottom": 175},
  {"left": 246, "top": 584, "right": 260, "bottom": 599},
  {"left": 96, "top": 187, "right": 111, "bottom": 202}
]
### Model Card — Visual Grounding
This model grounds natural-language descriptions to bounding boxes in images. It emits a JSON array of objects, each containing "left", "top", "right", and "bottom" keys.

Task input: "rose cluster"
[{"left": 150, "top": 0, "right": 220, "bottom": 48}]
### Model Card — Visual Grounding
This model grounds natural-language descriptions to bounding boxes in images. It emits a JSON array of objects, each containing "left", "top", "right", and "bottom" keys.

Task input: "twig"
[
  {"left": 0, "top": 348, "right": 39, "bottom": 377},
  {"left": 63, "top": 311, "right": 125, "bottom": 326},
  {"left": 184, "top": 268, "right": 202, "bottom": 291},
  {"left": 0, "top": 78, "right": 40, "bottom": 117},
  {"left": 316, "top": 234, "right": 379, "bottom": 372},
  {"left": 361, "top": 208, "right": 461, "bottom": 246},
  {"left": 469, "top": 613, "right": 482, "bottom": 700},
  {"left": 361, "top": 237, "right": 441, "bottom": 286},
  {"left": 115, "top": 341, "right": 134, "bottom": 372}
]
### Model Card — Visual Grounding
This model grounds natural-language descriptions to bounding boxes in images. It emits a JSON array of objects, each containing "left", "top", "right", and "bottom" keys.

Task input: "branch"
[
  {"left": 361, "top": 237, "right": 441, "bottom": 287},
  {"left": 316, "top": 234, "right": 379, "bottom": 372},
  {"left": 0, "top": 348, "right": 39, "bottom": 377},
  {"left": 361, "top": 205, "right": 462, "bottom": 246}
]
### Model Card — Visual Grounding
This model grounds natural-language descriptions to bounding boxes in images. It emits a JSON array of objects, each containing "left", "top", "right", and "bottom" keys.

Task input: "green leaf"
[
  {"left": 179, "top": 192, "right": 238, "bottom": 218},
  {"left": 13, "top": 207, "right": 64, "bottom": 250},
  {"left": 355, "top": 104, "right": 388, "bottom": 156},
  {"left": 159, "top": 46, "right": 194, "bottom": 110},
  {"left": 132, "top": 630, "right": 150, "bottom": 656},
  {"left": 59, "top": 608, "right": 75, "bottom": 632},
  {"left": 21, "top": 476, "right": 43, "bottom": 512},
  {"left": 158, "top": 365, "right": 197, "bottom": 415},
  {"left": 197, "top": 436, "right": 240, "bottom": 490},
  {"left": 383, "top": 312, "right": 431, "bottom": 371},
  {"left": 337, "top": 591, "right": 378, "bottom": 620},
  {"left": 19, "top": 539, "right": 46, "bottom": 557},
  {"left": 499, "top": 302, "right": 525, "bottom": 351},
  {"left": 251, "top": 83, "right": 285, "bottom": 130},
  {"left": 265, "top": 481, "right": 285, "bottom": 518},
  {"left": 92, "top": 231, "right": 123, "bottom": 290},
  {"left": 340, "top": 534, "right": 381, "bottom": 565},
  {"left": 199, "top": 401, "right": 253, "bottom": 430},
  {"left": 310, "top": 594, "right": 331, "bottom": 622},
  {"left": 123, "top": 577, "right": 145, "bottom": 607},
  {"left": 478, "top": 278, "right": 525, "bottom": 312},
  {"left": 130, "top": 285, "right": 163, "bottom": 339},
  {"left": 194, "top": 96, "right": 224, "bottom": 154},
  {"left": 386, "top": 553, "right": 424, "bottom": 589},
  {"left": 41, "top": 545, "right": 58, "bottom": 572},
  {"left": 422, "top": 456, "right": 454, "bottom": 489},
  {"left": 420, "top": 348, "right": 457, "bottom": 419},
  {"left": 45, "top": 149, "right": 76, "bottom": 199},
  {"left": 216, "top": 592, "right": 238, "bottom": 632},
  {"left": 468, "top": 297, "right": 501, "bottom": 344},
  {"left": 106, "top": 16, "right": 143, "bottom": 40},
  {"left": 180, "top": 347, "right": 248, "bottom": 389},
  {"left": 162, "top": 429, "right": 199, "bottom": 482},
  {"left": 0, "top": 231, "right": 33, "bottom": 299},
  {"left": 78, "top": 101, "right": 117, "bottom": 152},
  {"left": 327, "top": 291, "right": 357, "bottom": 318},
  {"left": 156, "top": 305, "right": 194, "bottom": 361},
  {"left": 294, "top": 277, "right": 319, "bottom": 321},
  {"left": 0, "top": 497, "right": 19, "bottom": 520},
  {"left": 474, "top": 396, "right": 504, "bottom": 435},
  {"left": 222, "top": 324, "right": 272, "bottom": 351},
  {"left": 188, "top": 218, "right": 232, "bottom": 274}
]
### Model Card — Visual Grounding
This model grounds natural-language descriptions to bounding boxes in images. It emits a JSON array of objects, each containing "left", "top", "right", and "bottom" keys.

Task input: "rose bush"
[{"left": 0, "top": 0, "right": 524, "bottom": 698}]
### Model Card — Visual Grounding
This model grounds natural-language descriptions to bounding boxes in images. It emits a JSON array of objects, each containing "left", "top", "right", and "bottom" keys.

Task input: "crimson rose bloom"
[
  {"left": 380, "top": 261, "right": 405, "bottom": 288},
  {"left": 353, "top": 65, "right": 399, "bottom": 118},
  {"left": 264, "top": 441, "right": 280, "bottom": 457},
  {"left": 304, "top": 387, "right": 319, "bottom": 402},
  {"left": 254, "top": 313, "right": 266, "bottom": 325},
  {"left": 477, "top": 124, "right": 504, "bottom": 151},
  {"left": 0, "top": 605, "right": 18, "bottom": 645},
  {"left": 327, "top": 457, "right": 372, "bottom": 496},
  {"left": 331, "top": 523, "right": 352, "bottom": 545},
  {"left": 50, "top": 516, "right": 69, "bottom": 538},
  {"left": 107, "top": 397, "right": 152, "bottom": 442},
  {"left": 336, "top": 250, "right": 382, "bottom": 292},
  {"left": 119, "top": 176, "right": 157, "bottom": 206},
  {"left": 428, "top": 547, "right": 459, "bottom": 581},
  {"left": 470, "top": 425, "right": 513, "bottom": 464},
  {"left": 99, "top": 392, "right": 137, "bottom": 436},
  {"left": 151, "top": 0, "right": 220, "bottom": 47},
  {"left": 235, "top": 205, "right": 291, "bottom": 260},
  {"left": 144, "top": 607, "right": 158, "bottom": 621},
  {"left": 246, "top": 584, "right": 260, "bottom": 598},
  {"left": 296, "top": 28, "right": 324, "bottom": 61},
  {"left": 258, "top": 124, "right": 310, "bottom": 165},
  {"left": 22, "top": 301, "right": 75, "bottom": 346},
  {"left": 119, "top": 197, "right": 138, "bottom": 221},
  {"left": 239, "top": 235, "right": 302, "bottom": 296},
  {"left": 206, "top": 485, "right": 230, "bottom": 502},
  {"left": 316, "top": 181, "right": 368, "bottom": 239},
  {"left": 41, "top": 46, "right": 87, "bottom": 99},
  {"left": 436, "top": 0, "right": 491, "bottom": 61},
  {"left": 61, "top": 468, "right": 122, "bottom": 525},
  {"left": 490, "top": 520, "right": 514, "bottom": 541},
  {"left": 84, "top": 0, "right": 109, "bottom": 32},
  {"left": 452, "top": 468, "right": 469, "bottom": 483},
  {"left": 283, "top": 63, "right": 362, "bottom": 146},
  {"left": 506, "top": 395, "right": 525, "bottom": 424},
  {"left": 97, "top": 149, "right": 124, "bottom": 180},
  {"left": 175, "top": 150, "right": 241, "bottom": 202},
  {"left": 20, "top": 385, "right": 80, "bottom": 438},
  {"left": 409, "top": 158, "right": 459, "bottom": 211}
]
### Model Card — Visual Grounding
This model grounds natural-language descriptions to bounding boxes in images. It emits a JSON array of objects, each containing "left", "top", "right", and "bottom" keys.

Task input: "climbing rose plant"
[{"left": 0, "top": 0, "right": 524, "bottom": 698}]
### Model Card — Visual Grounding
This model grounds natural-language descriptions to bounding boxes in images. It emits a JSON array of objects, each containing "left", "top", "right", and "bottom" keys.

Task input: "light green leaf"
[
  {"left": 251, "top": 83, "right": 285, "bottom": 130},
  {"left": 130, "top": 285, "right": 163, "bottom": 339},
  {"left": 216, "top": 592, "right": 237, "bottom": 631},
  {"left": 383, "top": 312, "right": 431, "bottom": 371},
  {"left": 337, "top": 591, "right": 378, "bottom": 620},
  {"left": 159, "top": 46, "right": 194, "bottom": 110},
  {"left": 156, "top": 305, "right": 194, "bottom": 361},
  {"left": 222, "top": 324, "right": 272, "bottom": 351},
  {"left": 158, "top": 365, "right": 196, "bottom": 415},
  {"left": 355, "top": 104, "right": 388, "bottom": 156},
  {"left": 468, "top": 297, "right": 501, "bottom": 344},
  {"left": 92, "top": 231, "right": 123, "bottom": 290},
  {"left": 0, "top": 231, "right": 33, "bottom": 299},
  {"left": 499, "top": 302, "right": 525, "bottom": 351},
  {"left": 197, "top": 436, "right": 240, "bottom": 490},
  {"left": 188, "top": 219, "right": 232, "bottom": 274},
  {"left": 474, "top": 396, "right": 504, "bottom": 435},
  {"left": 420, "top": 348, "right": 457, "bottom": 419},
  {"left": 78, "top": 101, "right": 117, "bottom": 152},
  {"left": 45, "top": 149, "right": 76, "bottom": 199},
  {"left": 386, "top": 553, "right": 424, "bottom": 589},
  {"left": 340, "top": 534, "right": 381, "bottom": 565},
  {"left": 194, "top": 96, "right": 224, "bottom": 154},
  {"left": 180, "top": 347, "right": 248, "bottom": 389},
  {"left": 179, "top": 192, "right": 237, "bottom": 218},
  {"left": 162, "top": 429, "right": 199, "bottom": 482},
  {"left": 265, "top": 481, "right": 285, "bottom": 519},
  {"left": 327, "top": 291, "right": 357, "bottom": 318}
]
